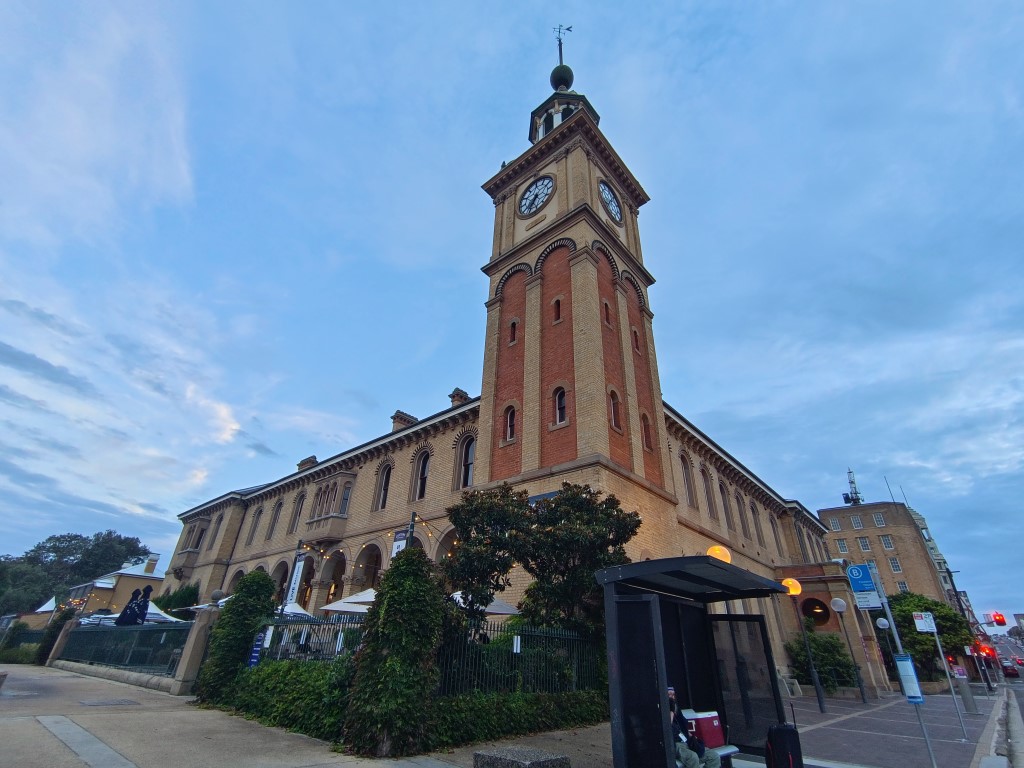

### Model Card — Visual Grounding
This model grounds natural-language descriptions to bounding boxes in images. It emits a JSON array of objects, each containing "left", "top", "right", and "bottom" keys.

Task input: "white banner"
[{"left": 285, "top": 549, "right": 307, "bottom": 606}]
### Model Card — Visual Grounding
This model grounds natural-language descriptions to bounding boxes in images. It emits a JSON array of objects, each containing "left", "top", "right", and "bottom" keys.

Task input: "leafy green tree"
[
  {"left": 153, "top": 583, "right": 200, "bottom": 620},
  {"left": 441, "top": 483, "right": 526, "bottom": 620},
  {"left": 35, "top": 606, "right": 77, "bottom": 665},
  {"left": 1008, "top": 625, "right": 1023, "bottom": 642},
  {"left": 888, "top": 592, "right": 972, "bottom": 681},
  {"left": 784, "top": 619, "right": 857, "bottom": 693},
  {"left": 345, "top": 547, "right": 445, "bottom": 757},
  {"left": 511, "top": 483, "right": 640, "bottom": 640},
  {"left": 0, "top": 558, "right": 52, "bottom": 614},
  {"left": 195, "top": 570, "right": 275, "bottom": 703}
]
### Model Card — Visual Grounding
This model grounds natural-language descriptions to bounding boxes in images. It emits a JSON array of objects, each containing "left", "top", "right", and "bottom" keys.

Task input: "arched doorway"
[
  {"left": 227, "top": 569, "right": 245, "bottom": 594},
  {"left": 320, "top": 550, "right": 347, "bottom": 605},
  {"left": 270, "top": 561, "right": 290, "bottom": 605},
  {"left": 354, "top": 544, "right": 383, "bottom": 589},
  {"left": 436, "top": 529, "right": 458, "bottom": 562},
  {"left": 296, "top": 556, "right": 315, "bottom": 609}
]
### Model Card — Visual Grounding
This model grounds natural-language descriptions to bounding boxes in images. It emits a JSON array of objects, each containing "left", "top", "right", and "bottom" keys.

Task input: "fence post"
[
  {"left": 46, "top": 618, "right": 80, "bottom": 666},
  {"left": 168, "top": 608, "right": 219, "bottom": 696}
]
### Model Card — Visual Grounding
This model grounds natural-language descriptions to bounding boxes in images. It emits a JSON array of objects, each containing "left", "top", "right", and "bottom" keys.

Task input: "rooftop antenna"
[
  {"left": 842, "top": 468, "right": 863, "bottom": 505},
  {"left": 899, "top": 485, "right": 912, "bottom": 509},
  {"left": 553, "top": 24, "right": 572, "bottom": 65}
]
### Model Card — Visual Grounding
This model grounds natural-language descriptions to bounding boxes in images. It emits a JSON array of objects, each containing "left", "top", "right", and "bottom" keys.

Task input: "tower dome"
[{"left": 550, "top": 63, "right": 574, "bottom": 92}]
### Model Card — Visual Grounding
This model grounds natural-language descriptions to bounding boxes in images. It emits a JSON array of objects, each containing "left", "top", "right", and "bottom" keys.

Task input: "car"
[
  {"left": 1015, "top": 658, "right": 1024, "bottom": 667},
  {"left": 1001, "top": 663, "right": 1020, "bottom": 678}
]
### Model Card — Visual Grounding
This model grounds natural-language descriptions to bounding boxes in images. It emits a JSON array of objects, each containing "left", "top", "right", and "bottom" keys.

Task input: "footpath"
[{"left": 1, "top": 664, "right": 1019, "bottom": 768}]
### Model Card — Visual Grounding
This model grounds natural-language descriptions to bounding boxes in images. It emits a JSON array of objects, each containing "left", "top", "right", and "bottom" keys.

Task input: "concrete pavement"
[{"left": 1, "top": 664, "right": 1014, "bottom": 768}]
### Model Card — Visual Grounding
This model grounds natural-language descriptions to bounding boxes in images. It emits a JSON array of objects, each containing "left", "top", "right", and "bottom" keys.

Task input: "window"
[
  {"left": 829, "top": 517, "right": 841, "bottom": 531},
  {"left": 873, "top": 513, "right": 886, "bottom": 527},
  {"left": 897, "top": 581, "right": 909, "bottom": 593},
  {"left": 287, "top": 494, "right": 304, "bottom": 534},
  {"left": 553, "top": 299, "right": 561, "bottom": 322},
  {"left": 414, "top": 452, "right": 430, "bottom": 500},
  {"left": 736, "top": 492, "right": 751, "bottom": 539},
  {"left": 701, "top": 470, "right": 718, "bottom": 520},
  {"left": 836, "top": 538, "right": 849, "bottom": 553},
  {"left": 769, "top": 514, "right": 783, "bottom": 553},
  {"left": 880, "top": 534, "right": 894, "bottom": 550},
  {"left": 796, "top": 527, "right": 809, "bottom": 562},
  {"left": 641, "top": 414, "right": 653, "bottom": 450},
  {"left": 889, "top": 557, "right": 902, "bottom": 573},
  {"left": 867, "top": 558, "right": 876, "bottom": 568},
  {"left": 719, "top": 484, "right": 735, "bottom": 531},
  {"left": 851, "top": 515, "right": 863, "bottom": 529},
  {"left": 504, "top": 406, "right": 516, "bottom": 440},
  {"left": 609, "top": 391, "right": 621, "bottom": 430},
  {"left": 193, "top": 528, "right": 206, "bottom": 550},
  {"left": 554, "top": 388, "right": 566, "bottom": 424},
  {"left": 633, "top": 329, "right": 641, "bottom": 352},
  {"left": 680, "top": 453, "right": 697, "bottom": 508},
  {"left": 509, "top": 320, "right": 517, "bottom": 343},
  {"left": 339, "top": 483, "right": 352, "bottom": 516},
  {"left": 375, "top": 465, "right": 392, "bottom": 510},
  {"left": 750, "top": 502, "right": 766, "bottom": 546},
  {"left": 265, "top": 501, "right": 283, "bottom": 539},
  {"left": 604, "top": 301, "right": 612, "bottom": 325},
  {"left": 245, "top": 508, "right": 263, "bottom": 546},
  {"left": 207, "top": 515, "right": 223, "bottom": 551},
  {"left": 459, "top": 436, "right": 475, "bottom": 488},
  {"left": 857, "top": 536, "right": 870, "bottom": 552}
]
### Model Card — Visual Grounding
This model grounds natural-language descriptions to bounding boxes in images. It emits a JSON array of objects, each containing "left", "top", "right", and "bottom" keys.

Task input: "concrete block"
[{"left": 473, "top": 746, "right": 570, "bottom": 768}]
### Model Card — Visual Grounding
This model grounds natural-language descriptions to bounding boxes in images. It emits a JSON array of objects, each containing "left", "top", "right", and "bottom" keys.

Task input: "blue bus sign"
[{"left": 847, "top": 565, "right": 875, "bottom": 593}]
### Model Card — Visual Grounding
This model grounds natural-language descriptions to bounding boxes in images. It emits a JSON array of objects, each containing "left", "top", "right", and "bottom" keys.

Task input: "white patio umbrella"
[
  {"left": 450, "top": 591, "right": 520, "bottom": 616},
  {"left": 319, "top": 588, "right": 375, "bottom": 614}
]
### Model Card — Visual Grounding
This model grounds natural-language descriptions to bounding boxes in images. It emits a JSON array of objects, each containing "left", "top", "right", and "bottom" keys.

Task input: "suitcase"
[{"left": 765, "top": 723, "right": 803, "bottom": 768}]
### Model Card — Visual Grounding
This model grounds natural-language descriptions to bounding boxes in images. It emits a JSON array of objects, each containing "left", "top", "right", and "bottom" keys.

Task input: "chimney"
[
  {"left": 449, "top": 387, "right": 470, "bottom": 407},
  {"left": 391, "top": 410, "right": 418, "bottom": 432},
  {"left": 144, "top": 554, "right": 159, "bottom": 574},
  {"left": 297, "top": 455, "right": 318, "bottom": 472}
]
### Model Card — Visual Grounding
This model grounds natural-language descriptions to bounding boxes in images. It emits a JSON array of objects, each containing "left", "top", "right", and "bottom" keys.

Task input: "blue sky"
[{"left": 1, "top": 3, "right": 1021, "bottom": 625}]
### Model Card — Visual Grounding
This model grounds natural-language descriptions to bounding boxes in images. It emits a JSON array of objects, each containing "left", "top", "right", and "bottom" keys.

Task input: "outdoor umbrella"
[{"left": 114, "top": 589, "right": 143, "bottom": 625}]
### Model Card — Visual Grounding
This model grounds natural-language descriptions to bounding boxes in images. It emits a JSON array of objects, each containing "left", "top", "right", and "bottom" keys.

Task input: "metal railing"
[
  {"left": 436, "top": 621, "right": 604, "bottom": 696},
  {"left": 60, "top": 623, "right": 193, "bottom": 676},
  {"left": 1, "top": 628, "right": 46, "bottom": 648},
  {"left": 256, "top": 616, "right": 366, "bottom": 663}
]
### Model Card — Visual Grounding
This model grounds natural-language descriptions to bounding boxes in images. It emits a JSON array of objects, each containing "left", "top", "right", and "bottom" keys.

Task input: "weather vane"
[{"left": 553, "top": 24, "right": 572, "bottom": 65}]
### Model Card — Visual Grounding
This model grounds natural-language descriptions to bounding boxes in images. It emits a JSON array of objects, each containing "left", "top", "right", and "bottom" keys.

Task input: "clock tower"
[{"left": 474, "top": 61, "right": 675, "bottom": 541}]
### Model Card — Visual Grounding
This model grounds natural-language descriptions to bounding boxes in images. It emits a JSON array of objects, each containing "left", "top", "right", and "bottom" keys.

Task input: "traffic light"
[{"left": 994, "top": 612, "right": 1007, "bottom": 626}]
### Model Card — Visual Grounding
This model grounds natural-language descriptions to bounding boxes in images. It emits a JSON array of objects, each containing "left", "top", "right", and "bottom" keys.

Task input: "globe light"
[
  {"left": 876, "top": 617, "right": 890, "bottom": 630},
  {"left": 830, "top": 597, "right": 847, "bottom": 614},
  {"left": 782, "top": 577, "right": 802, "bottom": 596},
  {"left": 706, "top": 545, "right": 732, "bottom": 563}
]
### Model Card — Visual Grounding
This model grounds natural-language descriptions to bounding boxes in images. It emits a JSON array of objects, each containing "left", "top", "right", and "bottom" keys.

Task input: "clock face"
[
  {"left": 599, "top": 181, "right": 623, "bottom": 223},
  {"left": 519, "top": 176, "right": 554, "bottom": 216}
]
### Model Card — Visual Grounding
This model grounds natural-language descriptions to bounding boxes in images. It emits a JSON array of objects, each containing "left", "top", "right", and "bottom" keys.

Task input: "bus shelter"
[{"left": 596, "top": 556, "right": 789, "bottom": 767}]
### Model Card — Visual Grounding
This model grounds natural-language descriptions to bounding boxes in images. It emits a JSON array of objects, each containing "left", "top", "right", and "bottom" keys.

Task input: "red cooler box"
[{"left": 685, "top": 710, "right": 725, "bottom": 749}]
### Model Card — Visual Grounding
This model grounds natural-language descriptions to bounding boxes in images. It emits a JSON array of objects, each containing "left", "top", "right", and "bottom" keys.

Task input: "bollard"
[{"left": 955, "top": 677, "right": 978, "bottom": 714}]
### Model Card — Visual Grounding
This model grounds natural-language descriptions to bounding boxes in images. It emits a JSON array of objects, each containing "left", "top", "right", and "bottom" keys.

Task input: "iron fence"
[
  {"left": 60, "top": 622, "right": 193, "bottom": 676},
  {"left": 1, "top": 628, "right": 46, "bottom": 648},
  {"left": 256, "top": 615, "right": 366, "bottom": 663},
  {"left": 436, "top": 621, "right": 604, "bottom": 696}
]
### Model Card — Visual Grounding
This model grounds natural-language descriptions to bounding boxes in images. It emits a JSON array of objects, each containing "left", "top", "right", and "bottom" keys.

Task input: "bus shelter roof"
[{"left": 595, "top": 555, "right": 788, "bottom": 604}]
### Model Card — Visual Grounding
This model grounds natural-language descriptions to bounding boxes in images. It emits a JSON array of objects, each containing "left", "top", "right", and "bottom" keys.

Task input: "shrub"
[
  {"left": 153, "top": 583, "right": 200, "bottom": 621},
  {"left": 232, "top": 656, "right": 355, "bottom": 740},
  {"left": 35, "top": 607, "right": 77, "bottom": 665},
  {"left": 0, "top": 620, "right": 28, "bottom": 651},
  {"left": 0, "top": 643, "right": 38, "bottom": 664},
  {"left": 785, "top": 625, "right": 856, "bottom": 694},
  {"left": 425, "top": 690, "right": 609, "bottom": 749},
  {"left": 344, "top": 547, "right": 445, "bottom": 757},
  {"left": 195, "top": 570, "right": 275, "bottom": 704}
]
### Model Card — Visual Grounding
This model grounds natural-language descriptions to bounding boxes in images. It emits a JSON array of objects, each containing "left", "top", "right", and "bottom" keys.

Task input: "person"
[{"left": 667, "top": 686, "right": 721, "bottom": 768}]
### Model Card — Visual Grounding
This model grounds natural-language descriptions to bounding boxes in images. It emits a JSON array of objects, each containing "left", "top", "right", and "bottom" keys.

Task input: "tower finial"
[{"left": 553, "top": 24, "right": 572, "bottom": 66}]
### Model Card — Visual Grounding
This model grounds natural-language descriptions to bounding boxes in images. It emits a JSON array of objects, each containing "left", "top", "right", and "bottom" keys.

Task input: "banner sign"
[
  {"left": 847, "top": 565, "right": 876, "bottom": 593},
  {"left": 247, "top": 630, "right": 266, "bottom": 668},
  {"left": 895, "top": 653, "right": 924, "bottom": 704},
  {"left": 391, "top": 529, "right": 408, "bottom": 558},
  {"left": 285, "top": 546, "right": 307, "bottom": 606}
]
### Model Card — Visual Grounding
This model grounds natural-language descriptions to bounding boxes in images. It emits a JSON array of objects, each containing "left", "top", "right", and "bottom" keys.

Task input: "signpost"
[
  {"left": 847, "top": 565, "right": 882, "bottom": 609},
  {"left": 915, "top": 611, "right": 972, "bottom": 736}
]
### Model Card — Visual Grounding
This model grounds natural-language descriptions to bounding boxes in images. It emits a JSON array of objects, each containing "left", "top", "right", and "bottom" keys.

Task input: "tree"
[
  {"left": 784, "top": 619, "right": 857, "bottom": 693},
  {"left": 195, "top": 570, "right": 275, "bottom": 704},
  {"left": 888, "top": 592, "right": 973, "bottom": 681},
  {"left": 511, "top": 484, "right": 640, "bottom": 639},
  {"left": 441, "top": 483, "right": 525, "bottom": 621},
  {"left": 0, "top": 558, "right": 52, "bottom": 614},
  {"left": 345, "top": 547, "right": 445, "bottom": 756},
  {"left": 1008, "top": 625, "right": 1023, "bottom": 642}
]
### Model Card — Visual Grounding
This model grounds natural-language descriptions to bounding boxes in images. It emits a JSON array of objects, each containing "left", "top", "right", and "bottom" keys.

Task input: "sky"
[{"left": 1, "top": 3, "right": 1021, "bottom": 625}]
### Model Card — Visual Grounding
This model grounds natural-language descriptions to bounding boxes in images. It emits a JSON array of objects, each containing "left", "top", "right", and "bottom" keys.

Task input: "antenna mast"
[
  {"left": 842, "top": 468, "right": 863, "bottom": 505},
  {"left": 553, "top": 24, "right": 572, "bottom": 65}
]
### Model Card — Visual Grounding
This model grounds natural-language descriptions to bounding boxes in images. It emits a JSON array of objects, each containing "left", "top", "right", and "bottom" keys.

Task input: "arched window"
[
  {"left": 641, "top": 414, "right": 653, "bottom": 450},
  {"left": 265, "top": 501, "right": 283, "bottom": 540},
  {"left": 604, "top": 301, "right": 612, "bottom": 325},
  {"left": 309, "top": 488, "right": 322, "bottom": 520},
  {"left": 609, "top": 391, "right": 621, "bottom": 430},
  {"left": 633, "top": 329, "right": 641, "bottom": 352},
  {"left": 796, "top": 527, "right": 810, "bottom": 563},
  {"left": 287, "top": 494, "right": 304, "bottom": 534},
  {"left": 375, "top": 464, "right": 392, "bottom": 510},
  {"left": 719, "top": 483, "right": 735, "bottom": 531},
  {"left": 505, "top": 406, "right": 516, "bottom": 440},
  {"left": 680, "top": 453, "right": 697, "bottom": 508},
  {"left": 339, "top": 483, "right": 352, "bottom": 516},
  {"left": 769, "top": 514, "right": 784, "bottom": 554},
  {"left": 193, "top": 528, "right": 207, "bottom": 550},
  {"left": 751, "top": 502, "right": 766, "bottom": 546},
  {"left": 736, "top": 492, "right": 751, "bottom": 539},
  {"left": 701, "top": 470, "right": 718, "bottom": 520},
  {"left": 554, "top": 387, "right": 566, "bottom": 424},
  {"left": 509, "top": 320, "right": 517, "bottom": 343},
  {"left": 459, "top": 436, "right": 475, "bottom": 488},
  {"left": 245, "top": 508, "right": 263, "bottom": 546},
  {"left": 553, "top": 298, "right": 561, "bottom": 322},
  {"left": 207, "top": 514, "right": 223, "bottom": 551},
  {"left": 414, "top": 452, "right": 430, "bottom": 500}
]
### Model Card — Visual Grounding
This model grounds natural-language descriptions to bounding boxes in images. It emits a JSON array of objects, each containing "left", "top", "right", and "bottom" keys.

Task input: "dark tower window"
[
  {"left": 460, "top": 436, "right": 475, "bottom": 488},
  {"left": 553, "top": 299, "right": 561, "bottom": 322},
  {"left": 641, "top": 414, "right": 652, "bottom": 450},
  {"left": 505, "top": 407, "right": 516, "bottom": 440},
  {"left": 609, "top": 391, "right": 621, "bottom": 430},
  {"left": 376, "top": 465, "right": 392, "bottom": 510},
  {"left": 339, "top": 483, "right": 352, "bottom": 516},
  {"left": 415, "top": 452, "right": 430, "bottom": 500},
  {"left": 510, "top": 321, "right": 517, "bottom": 343},
  {"left": 633, "top": 329, "right": 641, "bottom": 351},
  {"left": 554, "top": 387, "right": 566, "bottom": 424}
]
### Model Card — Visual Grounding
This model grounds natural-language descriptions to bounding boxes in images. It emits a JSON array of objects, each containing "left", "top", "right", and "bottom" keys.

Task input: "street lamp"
[
  {"left": 783, "top": 577, "right": 826, "bottom": 713},
  {"left": 830, "top": 598, "right": 869, "bottom": 703}
]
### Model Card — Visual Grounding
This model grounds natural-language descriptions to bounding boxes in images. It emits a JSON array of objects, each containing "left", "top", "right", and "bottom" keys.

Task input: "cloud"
[
  {"left": 0, "top": 383, "right": 48, "bottom": 412},
  {"left": 0, "top": 340, "right": 101, "bottom": 398},
  {"left": 0, "top": 298, "right": 81, "bottom": 337}
]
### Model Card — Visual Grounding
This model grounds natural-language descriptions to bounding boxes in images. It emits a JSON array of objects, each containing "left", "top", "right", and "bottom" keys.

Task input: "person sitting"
[{"left": 668, "top": 686, "right": 721, "bottom": 768}]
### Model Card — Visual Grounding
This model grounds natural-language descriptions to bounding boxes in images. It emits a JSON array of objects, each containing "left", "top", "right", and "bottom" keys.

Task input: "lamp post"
[
  {"left": 830, "top": 598, "right": 868, "bottom": 703},
  {"left": 783, "top": 577, "right": 826, "bottom": 713}
]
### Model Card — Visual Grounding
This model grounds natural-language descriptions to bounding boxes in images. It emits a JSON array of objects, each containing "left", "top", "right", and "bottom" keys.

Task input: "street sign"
[
  {"left": 391, "top": 529, "right": 408, "bottom": 557},
  {"left": 953, "top": 666, "right": 968, "bottom": 679},
  {"left": 855, "top": 591, "right": 882, "bottom": 609},
  {"left": 895, "top": 653, "right": 924, "bottom": 704},
  {"left": 847, "top": 565, "right": 875, "bottom": 593},
  {"left": 914, "top": 612, "right": 937, "bottom": 633}
]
